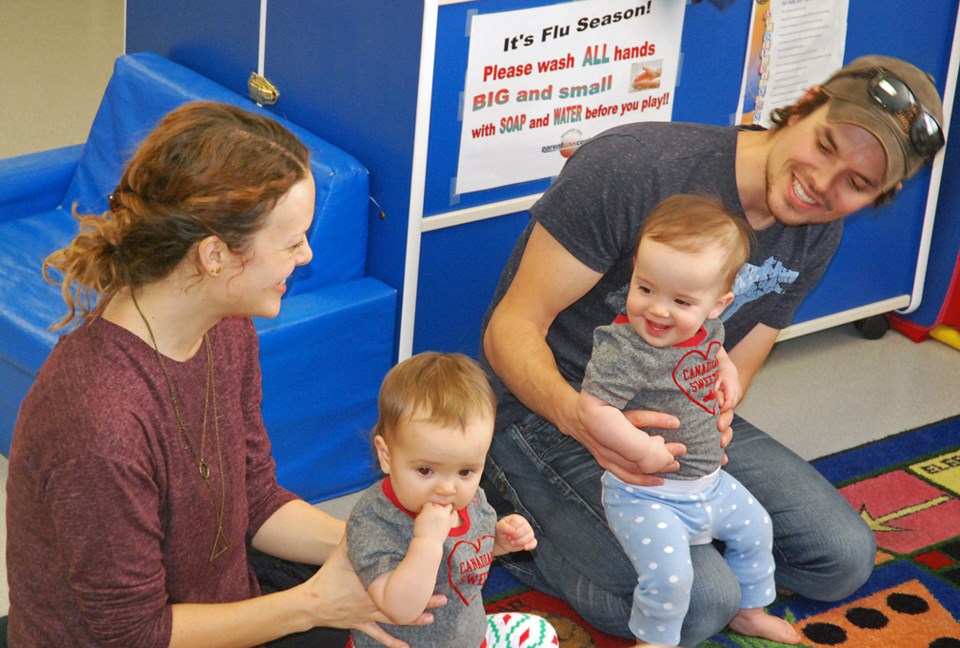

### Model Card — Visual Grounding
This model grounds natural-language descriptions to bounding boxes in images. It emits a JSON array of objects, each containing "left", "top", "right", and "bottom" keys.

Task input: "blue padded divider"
[
  {"left": 0, "top": 53, "right": 394, "bottom": 499},
  {"left": 255, "top": 277, "right": 396, "bottom": 502},
  {"left": 0, "top": 208, "right": 75, "bottom": 375},
  {"left": 0, "top": 146, "right": 82, "bottom": 221},
  {"left": 62, "top": 52, "right": 368, "bottom": 294}
]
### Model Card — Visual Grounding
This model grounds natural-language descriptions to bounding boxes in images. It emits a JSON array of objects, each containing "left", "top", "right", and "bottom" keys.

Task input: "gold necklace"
[{"left": 131, "top": 292, "right": 229, "bottom": 562}]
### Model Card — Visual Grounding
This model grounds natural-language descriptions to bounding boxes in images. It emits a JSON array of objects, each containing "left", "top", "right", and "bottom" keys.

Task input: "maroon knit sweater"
[{"left": 7, "top": 316, "right": 297, "bottom": 646}]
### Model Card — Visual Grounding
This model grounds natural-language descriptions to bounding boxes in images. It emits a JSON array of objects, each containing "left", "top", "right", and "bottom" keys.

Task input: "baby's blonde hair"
[
  {"left": 374, "top": 352, "right": 496, "bottom": 441},
  {"left": 637, "top": 195, "right": 753, "bottom": 291}
]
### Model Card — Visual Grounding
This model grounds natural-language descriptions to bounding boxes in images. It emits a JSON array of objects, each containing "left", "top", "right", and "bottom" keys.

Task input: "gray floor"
[
  {"left": 2, "top": 0, "right": 960, "bottom": 623},
  {"left": 0, "top": 0, "right": 124, "bottom": 159},
  {"left": 736, "top": 323, "right": 960, "bottom": 459}
]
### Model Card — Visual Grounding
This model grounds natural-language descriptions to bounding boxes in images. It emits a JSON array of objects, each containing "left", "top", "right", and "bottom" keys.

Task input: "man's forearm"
[
  {"left": 727, "top": 323, "right": 779, "bottom": 396},
  {"left": 484, "top": 310, "right": 579, "bottom": 435}
]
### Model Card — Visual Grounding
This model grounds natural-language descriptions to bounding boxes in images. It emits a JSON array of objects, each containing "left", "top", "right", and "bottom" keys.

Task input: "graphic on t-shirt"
[
  {"left": 603, "top": 255, "right": 798, "bottom": 326},
  {"left": 448, "top": 535, "right": 496, "bottom": 605},
  {"left": 672, "top": 341, "right": 721, "bottom": 414},
  {"left": 723, "top": 256, "right": 799, "bottom": 321},
  {"left": 603, "top": 284, "right": 630, "bottom": 316}
]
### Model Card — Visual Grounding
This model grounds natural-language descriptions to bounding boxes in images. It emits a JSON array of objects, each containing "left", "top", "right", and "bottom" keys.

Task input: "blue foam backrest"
[{"left": 63, "top": 52, "right": 369, "bottom": 295}]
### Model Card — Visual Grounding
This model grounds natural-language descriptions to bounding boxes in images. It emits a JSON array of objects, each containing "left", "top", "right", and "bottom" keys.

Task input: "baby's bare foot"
[{"left": 729, "top": 607, "right": 801, "bottom": 644}]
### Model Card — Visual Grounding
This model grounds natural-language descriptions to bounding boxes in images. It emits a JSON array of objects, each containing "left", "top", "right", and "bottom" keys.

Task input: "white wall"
[{"left": 0, "top": 0, "right": 124, "bottom": 159}]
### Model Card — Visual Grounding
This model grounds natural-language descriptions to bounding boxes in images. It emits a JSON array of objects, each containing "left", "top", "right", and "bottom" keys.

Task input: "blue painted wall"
[
  {"left": 126, "top": 0, "right": 260, "bottom": 97},
  {"left": 126, "top": 0, "right": 960, "bottom": 356}
]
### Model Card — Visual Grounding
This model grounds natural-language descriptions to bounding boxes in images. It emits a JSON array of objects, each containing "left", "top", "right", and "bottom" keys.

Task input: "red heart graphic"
[
  {"left": 447, "top": 534, "right": 495, "bottom": 606},
  {"left": 672, "top": 341, "right": 722, "bottom": 415}
]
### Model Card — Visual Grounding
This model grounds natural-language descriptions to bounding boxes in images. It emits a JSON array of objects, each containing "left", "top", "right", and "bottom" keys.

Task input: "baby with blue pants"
[
  {"left": 579, "top": 196, "right": 801, "bottom": 647},
  {"left": 603, "top": 469, "right": 775, "bottom": 645}
]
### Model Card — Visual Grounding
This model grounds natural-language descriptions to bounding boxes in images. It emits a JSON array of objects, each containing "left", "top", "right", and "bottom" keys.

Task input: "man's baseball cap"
[{"left": 820, "top": 55, "right": 944, "bottom": 191}]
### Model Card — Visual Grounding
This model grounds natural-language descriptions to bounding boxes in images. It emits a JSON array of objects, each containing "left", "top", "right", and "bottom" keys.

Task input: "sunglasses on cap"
[{"left": 833, "top": 68, "right": 944, "bottom": 158}]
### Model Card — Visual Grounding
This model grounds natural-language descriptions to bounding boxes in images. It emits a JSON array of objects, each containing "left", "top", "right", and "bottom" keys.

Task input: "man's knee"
[
  {"left": 532, "top": 536, "right": 635, "bottom": 637},
  {"left": 678, "top": 547, "right": 742, "bottom": 646},
  {"left": 775, "top": 511, "right": 877, "bottom": 602},
  {"left": 568, "top": 583, "right": 633, "bottom": 638},
  {"left": 679, "top": 573, "right": 740, "bottom": 646},
  {"left": 813, "top": 518, "right": 877, "bottom": 601}
]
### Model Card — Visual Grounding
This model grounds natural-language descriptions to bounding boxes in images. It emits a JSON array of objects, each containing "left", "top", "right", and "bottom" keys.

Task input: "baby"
[
  {"left": 579, "top": 195, "right": 800, "bottom": 647},
  {"left": 347, "top": 352, "right": 558, "bottom": 647}
]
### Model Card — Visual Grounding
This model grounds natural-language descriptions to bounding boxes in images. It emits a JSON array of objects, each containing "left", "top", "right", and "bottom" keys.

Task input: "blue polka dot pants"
[{"left": 602, "top": 469, "right": 776, "bottom": 646}]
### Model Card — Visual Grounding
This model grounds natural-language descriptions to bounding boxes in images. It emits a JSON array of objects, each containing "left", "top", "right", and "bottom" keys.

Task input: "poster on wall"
[
  {"left": 736, "top": 0, "right": 849, "bottom": 128},
  {"left": 455, "top": 0, "right": 686, "bottom": 195}
]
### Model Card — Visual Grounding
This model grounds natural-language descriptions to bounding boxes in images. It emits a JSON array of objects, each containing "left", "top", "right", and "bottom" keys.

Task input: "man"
[{"left": 479, "top": 55, "right": 944, "bottom": 646}]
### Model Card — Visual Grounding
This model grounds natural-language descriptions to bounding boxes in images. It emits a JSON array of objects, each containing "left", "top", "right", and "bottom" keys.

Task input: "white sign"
[
  {"left": 737, "top": 0, "right": 849, "bottom": 127},
  {"left": 456, "top": 0, "right": 687, "bottom": 195}
]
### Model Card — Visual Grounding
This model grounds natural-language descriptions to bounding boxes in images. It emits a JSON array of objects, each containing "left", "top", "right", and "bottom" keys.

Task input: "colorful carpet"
[{"left": 483, "top": 415, "right": 960, "bottom": 647}]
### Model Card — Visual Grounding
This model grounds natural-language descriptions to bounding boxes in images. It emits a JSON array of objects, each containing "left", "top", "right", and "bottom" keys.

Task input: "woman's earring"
[{"left": 211, "top": 266, "right": 223, "bottom": 276}]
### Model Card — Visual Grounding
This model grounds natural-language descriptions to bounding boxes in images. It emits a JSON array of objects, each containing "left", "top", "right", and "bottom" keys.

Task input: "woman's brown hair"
[{"left": 44, "top": 101, "right": 310, "bottom": 329}]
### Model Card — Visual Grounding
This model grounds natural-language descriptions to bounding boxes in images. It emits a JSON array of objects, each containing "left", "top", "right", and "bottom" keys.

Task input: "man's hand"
[{"left": 572, "top": 391, "right": 685, "bottom": 484}]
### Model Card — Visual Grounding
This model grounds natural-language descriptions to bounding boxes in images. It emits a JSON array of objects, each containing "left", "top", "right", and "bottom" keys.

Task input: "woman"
[{"left": 6, "top": 101, "right": 438, "bottom": 647}]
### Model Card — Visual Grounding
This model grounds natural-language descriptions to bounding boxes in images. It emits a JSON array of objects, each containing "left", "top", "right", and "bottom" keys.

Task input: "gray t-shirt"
[
  {"left": 479, "top": 122, "right": 842, "bottom": 432},
  {"left": 347, "top": 478, "right": 498, "bottom": 648},
  {"left": 582, "top": 318, "right": 726, "bottom": 479}
]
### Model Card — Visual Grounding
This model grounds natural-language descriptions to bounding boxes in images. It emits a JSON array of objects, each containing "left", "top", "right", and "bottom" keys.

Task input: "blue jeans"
[{"left": 483, "top": 413, "right": 876, "bottom": 647}]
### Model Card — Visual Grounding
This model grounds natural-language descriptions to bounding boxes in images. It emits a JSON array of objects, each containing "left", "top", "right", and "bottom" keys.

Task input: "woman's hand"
[{"left": 303, "top": 538, "right": 446, "bottom": 648}]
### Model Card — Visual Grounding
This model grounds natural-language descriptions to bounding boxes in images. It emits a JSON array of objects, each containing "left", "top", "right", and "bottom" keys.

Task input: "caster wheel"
[{"left": 854, "top": 314, "right": 890, "bottom": 340}]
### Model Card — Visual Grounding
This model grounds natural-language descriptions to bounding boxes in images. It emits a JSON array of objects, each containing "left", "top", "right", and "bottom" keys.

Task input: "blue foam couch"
[{"left": 0, "top": 52, "right": 393, "bottom": 502}]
